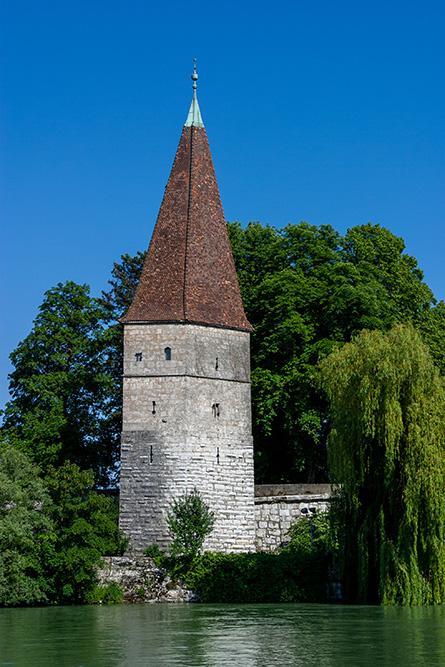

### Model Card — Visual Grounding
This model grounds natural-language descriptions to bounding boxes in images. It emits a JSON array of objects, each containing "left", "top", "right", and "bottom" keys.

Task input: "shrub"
[
  {"left": 143, "top": 543, "right": 166, "bottom": 567},
  {"left": 0, "top": 447, "right": 54, "bottom": 606},
  {"left": 86, "top": 582, "right": 123, "bottom": 605},
  {"left": 166, "top": 488, "right": 215, "bottom": 559},
  {"left": 181, "top": 550, "right": 329, "bottom": 603},
  {"left": 281, "top": 512, "right": 336, "bottom": 556},
  {"left": 161, "top": 513, "right": 336, "bottom": 603},
  {"left": 43, "top": 462, "right": 129, "bottom": 604}
]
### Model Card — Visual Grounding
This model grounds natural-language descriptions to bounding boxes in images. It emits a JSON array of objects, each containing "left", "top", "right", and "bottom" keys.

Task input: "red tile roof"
[{"left": 121, "top": 123, "right": 253, "bottom": 331}]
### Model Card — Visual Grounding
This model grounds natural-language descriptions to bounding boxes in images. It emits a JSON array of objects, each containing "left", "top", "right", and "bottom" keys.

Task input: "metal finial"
[
  {"left": 191, "top": 58, "right": 198, "bottom": 89},
  {"left": 185, "top": 58, "right": 204, "bottom": 127}
]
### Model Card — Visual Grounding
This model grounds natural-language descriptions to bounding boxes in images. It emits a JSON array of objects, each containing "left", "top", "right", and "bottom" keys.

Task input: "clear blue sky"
[{"left": 1, "top": 0, "right": 444, "bottom": 410}]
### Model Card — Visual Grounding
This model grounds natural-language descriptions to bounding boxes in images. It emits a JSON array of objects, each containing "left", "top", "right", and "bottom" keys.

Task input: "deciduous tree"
[
  {"left": 0, "top": 447, "right": 53, "bottom": 606},
  {"left": 227, "top": 221, "right": 445, "bottom": 483},
  {"left": 319, "top": 325, "right": 445, "bottom": 604},
  {"left": 43, "top": 462, "right": 128, "bottom": 604},
  {"left": 2, "top": 282, "right": 120, "bottom": 487},
  {"left": 5, "top": 222, "right": 444, "bottom": 488}
]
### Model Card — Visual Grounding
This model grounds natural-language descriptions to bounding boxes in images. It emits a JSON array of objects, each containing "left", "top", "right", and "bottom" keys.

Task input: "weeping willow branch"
[{"left": 319, "top": 324, "right": 445, "bottom": 604}]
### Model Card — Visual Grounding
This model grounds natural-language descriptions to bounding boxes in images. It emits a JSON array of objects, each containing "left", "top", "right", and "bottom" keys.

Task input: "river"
[{"left": 1, "top": 603, "right": 445, "bottom": 666}]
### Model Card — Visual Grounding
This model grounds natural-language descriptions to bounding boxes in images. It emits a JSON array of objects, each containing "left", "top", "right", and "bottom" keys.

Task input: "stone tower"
[{"left": 119, "top": 64, "right": 255, "bottom": 553}]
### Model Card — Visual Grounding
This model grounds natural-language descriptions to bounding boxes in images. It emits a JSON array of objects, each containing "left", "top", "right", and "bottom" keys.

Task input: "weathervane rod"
[
  {"left": 185, "top": 58, "right": 204, "bottom": 127},
  {"left": 192, "top": 58, "right": 198, "bottom": 90}
]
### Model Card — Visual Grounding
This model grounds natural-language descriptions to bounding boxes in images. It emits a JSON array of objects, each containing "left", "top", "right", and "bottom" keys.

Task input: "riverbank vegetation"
[
  {"left": 0, "top": 447, "right": 127, "bottom": 606},
  {"left": 144, "top": 513, "right": 334, "bottom": 604},
  {"left": 2, "top": 220, "right": 445, "bottom": 605}
]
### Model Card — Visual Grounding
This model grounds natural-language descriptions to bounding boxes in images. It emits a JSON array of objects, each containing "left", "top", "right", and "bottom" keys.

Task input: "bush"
[
  {"left": 167, "top": 488, "right": 215, "bottom": 559},
  {"left": 142, "top": 543, "right": 166, "bottom": 567},
  {"left": 42, "top": 462, "right": 129, "bottom": 604},
  {"left": 281, "top": 513, "right": 337, "bottom": 556},
  {"left": 0, "top": 447, "right": 54, "bottom": 606},
  {"left": 86, "top": 582, "right": 123, "bottom": 605},
  {"left": 178, "top": 550, "right": 328, "bottom": 603},
  {"left": 158, "top": 513, "right": 336, "bottom": 603}
]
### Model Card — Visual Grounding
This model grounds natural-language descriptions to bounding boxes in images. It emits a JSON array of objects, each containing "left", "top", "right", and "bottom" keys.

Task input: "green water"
[{"left": 1, "top": 603, "right": 445, "bottom": 666}]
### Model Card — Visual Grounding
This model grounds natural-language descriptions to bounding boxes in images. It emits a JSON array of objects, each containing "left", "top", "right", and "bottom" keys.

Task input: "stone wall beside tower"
[{"left": 120, "top": 322, "right": 256, "bottom": 553}]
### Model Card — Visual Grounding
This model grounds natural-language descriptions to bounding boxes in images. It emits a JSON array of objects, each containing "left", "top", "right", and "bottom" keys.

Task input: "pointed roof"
[{"left": 121, "top": 64, "right": 252, "bottom": 332}]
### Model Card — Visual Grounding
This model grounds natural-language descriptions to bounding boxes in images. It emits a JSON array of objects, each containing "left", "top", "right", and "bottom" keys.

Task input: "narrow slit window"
[
  {"left": 164, "top": 347, "right": 171, "bottom": 361},
  {"left": 215, "top": 357, "right": 219, "bottom": 370},
  {"left": 152, "top": 401, "right": 156, "bottom": 415},
  {"left": 212, "top": 403, "right": 220, "bottom": 418},
  {"left": 150, "top": 445, "right": 153, "bottom": 464},
  {"left": 135, "top": 352, "right": 143, "bottom": 362}
]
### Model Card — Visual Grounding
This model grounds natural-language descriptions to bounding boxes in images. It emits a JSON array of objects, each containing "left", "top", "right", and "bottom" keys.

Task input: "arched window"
[{"left": 164, "top": 347, "right": 171, "bottom": 361}]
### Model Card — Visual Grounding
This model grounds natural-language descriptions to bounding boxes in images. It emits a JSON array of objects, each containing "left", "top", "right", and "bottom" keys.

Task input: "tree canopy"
[
  {"left": 3, "top": 221, "right": 445, "bottom": 487},
  {"left": 0, "top": 447, "right": 53, "bottom": 606},
  {"left": 0, "top": 444, "right": 127, "bottom": 607},
  {"left": 43, "top": 461, "right": 127, "bottom": 604},
  {"left": 98, "top": 221, "right": 445, "bottom": 484},
  {"left": 319, "top": 325, "right": 445, "bottom": 604},
  {"left": 2, "top": 281, "right": 120, "bottom": 487},
  {"left": 228, "top": 221, "right": 445, "bottom": 482}
]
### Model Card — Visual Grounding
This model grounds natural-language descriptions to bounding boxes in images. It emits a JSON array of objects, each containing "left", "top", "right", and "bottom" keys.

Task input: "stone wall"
[
  {"left": 120, "top": 322, "right": 256, "bottom": 554},
  {"left": 98, "top": 557, "right": 197, "bottom": 603},
  {"left": 254, "top": 484, "right": 331, "bottom": 552}
]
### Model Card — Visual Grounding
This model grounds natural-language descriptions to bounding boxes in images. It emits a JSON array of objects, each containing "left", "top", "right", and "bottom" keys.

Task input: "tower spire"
[
  {"left": 121, "top": 61, "right": 252, "bottom": 331},
  {"left": 185, "top": 58, "right": 204, "bottom": 128},
  {"left": 119, "top": 67, "right": 255, "bottom": 556}
]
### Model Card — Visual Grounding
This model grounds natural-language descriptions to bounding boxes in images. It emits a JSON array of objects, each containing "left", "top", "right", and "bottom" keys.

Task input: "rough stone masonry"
[{"left": 119, "top": 65, "right": 257, "bottom": 554}]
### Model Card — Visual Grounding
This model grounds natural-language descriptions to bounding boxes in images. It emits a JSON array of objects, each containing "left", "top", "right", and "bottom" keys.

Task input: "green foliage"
[
  {"left": 96, "top": 224, "right": 445, "bottom": 486},
  {"left": 319, "top": 324, "right": 445, "bottom": 604},
  {"left": 171, "top": 550, "right": 327, "bottom": 603},
  {"left": 143, "top": 543, "right": 167, "bottom": 566},
  {"left": 85, "top": 582, "right": 123, "bottom": 605},
  {"left": 0, "top": 445, "right": 127, "bottom": 607},
  {"left": 281, "top": 512, "right": 336, "bottom": 557},
  {"left": 159, "top": 514, "right": 333, "bottom": 603},
  {"left": 227, "top": 220, "right": 445, "bottom": 483},
  {"left": 99, "top": 251, "right": 147, "bottom": 320},
  {"left": 2, "top": 282, "right": 120, "bottom": 488},
  {"left": 0, "top": 447, "right": 54, "bottom": 606},
  {"left": 166, "top": 488, "right": 215, "bottom": 559},
  {"left": 5, "top": 222, "right": 445, "bottom": 490},
  {"left": 42, "top": 462, "right": 128, "bottom": 604}
]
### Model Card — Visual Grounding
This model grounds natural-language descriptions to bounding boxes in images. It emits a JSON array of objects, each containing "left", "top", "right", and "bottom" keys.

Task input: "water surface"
[{"left": 1, "top": 603, "right": 445, "bottom": 666}]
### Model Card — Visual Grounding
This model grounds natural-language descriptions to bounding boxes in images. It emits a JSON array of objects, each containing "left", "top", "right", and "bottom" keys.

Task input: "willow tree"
[{"left": 319, "top": 325, "right": 445, "bottom": 604}]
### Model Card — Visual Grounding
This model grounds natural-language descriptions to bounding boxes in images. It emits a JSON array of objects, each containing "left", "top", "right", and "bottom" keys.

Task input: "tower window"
[
  {"left": 152, "top": 401, "right": 156, "bottom": 415},
  {"left": 165, "top": 347, "right": 171, "bottom": 361},
  {"left": 215, "top": 357, "right": 219, "bottom": 370},
  {"left": 212, "top": 403, "right": 220, "bottom": 418},
  {"left": 135, "top": 352, "right": 143, "bottom": 362}
]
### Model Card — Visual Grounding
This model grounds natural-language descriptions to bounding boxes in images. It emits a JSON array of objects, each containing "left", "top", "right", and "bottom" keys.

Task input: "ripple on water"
[{"left": 2, "top": 603, "right": 445, "bottom": 666}]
